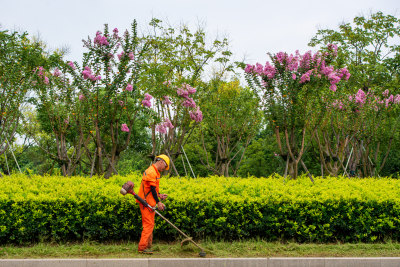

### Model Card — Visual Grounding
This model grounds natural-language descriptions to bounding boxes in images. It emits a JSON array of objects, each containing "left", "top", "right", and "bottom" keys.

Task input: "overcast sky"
[{"left": 1, "top": 0, "right": 399, "bottom": 65}]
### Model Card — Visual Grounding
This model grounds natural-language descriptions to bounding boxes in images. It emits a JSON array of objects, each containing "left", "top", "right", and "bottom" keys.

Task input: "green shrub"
[{"left": 1, "top": 174, "right": 400, "bottom": 244}]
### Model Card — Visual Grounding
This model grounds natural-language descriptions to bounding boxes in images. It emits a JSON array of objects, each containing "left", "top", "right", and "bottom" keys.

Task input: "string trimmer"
[{"left": 120, "top": 181, "right": 207, "bottom": 257}]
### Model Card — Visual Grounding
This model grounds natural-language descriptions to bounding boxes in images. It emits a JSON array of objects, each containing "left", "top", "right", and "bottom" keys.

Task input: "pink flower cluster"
[
  {"left": 94, "top": 31, "right": 109, "bottom": 46},
  {"left": 245, "top": 62, "right": 276, "bottom": 79},
  {"left": 163, "top": 80, "right": 172, "bottom": 86},
  {"left": 117, "top": 51, "right": 134, "bottom": 61},
  {"left": 177, "top": 83, "right": 197, "bottom": 108},
  {"left": 82, "top": 66, "right": 101, "bottom": 81},
  {"left": 182, "top": 97, "right": 196, "bottom": 108},
  {"left": 125, "top": 84, "right": 133, "bottom": 91},
  {"left": 53, "top": 68, "right": 61, "bottom": 77},
  {"left": 117, "top": 52, "right": 124, "bottom": 61},
  {"left": 245, "top": 46, "right": 350, "bottom": 93},
  {"left": 330, "top": 89, "right": 400, "bottom": 111},
  {"left": 121, "top": 123, "right": 129, "bottom": 132},
  {"left": 36, "top": 66, "right": 49, "bottom": 84},
  {"left": 327, "top": 43, "right": 338, "bottom": 57},
  {"left": 275, "top": 52, "right": 299, "bottom": 71},
  {"left": 162, "top": 96, "right": 172, "bottom": 105},
  {"left": 142, "top": 93, "right": 153, "bottom": 108},
  {"left": 68, "top": 61, "right": 76, "bottom": 70},
  {"left": 113, "top": 28, "right": 119, "bottom": 39},
  {"left": 189, "top": 108, "right": 203, "bottom": 122},
  {"left": 156, "top": 118, "right": 174, "bottom": 134}
]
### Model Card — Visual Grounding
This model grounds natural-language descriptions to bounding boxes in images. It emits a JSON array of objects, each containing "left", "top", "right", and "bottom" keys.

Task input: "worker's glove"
[
  {"left": 157, "top": 202, "right": 166, "bottom": 211},
  {"left": 159, "top": 193, "right": 168, "bottom": 201}
]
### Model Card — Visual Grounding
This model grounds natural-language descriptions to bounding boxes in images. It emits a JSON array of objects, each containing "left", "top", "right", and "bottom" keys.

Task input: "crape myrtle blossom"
[
  {"left": 94, "top": 31, "right": 109, "bottom": 46},
  {"left": 174, "top": 83, "right": 202, "bottom": 122},
  {"left": 53, "top": 68, "right": 61, "bottom": 77},
  {"left": 383, "top": 89, "right": 390, "bottom": 97},
  {"left": 177, "top": 88, "right": 189, "bottom": 98},
  {"left": 245, "top": 46, "right": 350, "bottom": 92},
  {"left": 182, "top": 83, "right": 196, "bottom": 94},
  {"left": 117, "top": 51, "right": 125, "bottom": 61},
  {"left": 189, "top": 108, "right": 203, "bottom": 122},
  {"left": 121, "top": 123, "right": 129, "bottom": 132},
  {"left": 355, "top": 89, "right": 366, "bottom": 105},
  {"left": 329, "top": 89, "right": 400, "bottom": 111},
  {"left": 113, "top": 28, "right": 119, "bottom": 39},
  {"left": 125, "top": 84, "right": 133, "bottom": 91},
  {"left": 155, "top": 124, "right": 167, "bottom": 134},
  {"left": 142, "top": 93, "right": 153, "bottom": 108},
  {"left": 162, "top": 96, "right": 172, "bottom": 105},
  {"left": 68, "top": 61, "right": 76, "bottom": 70},
  {"left": 327, "top": 43, "right": 338, "bottom": 56},
  {"left": 182, "top": 97, "right": 196, "bottom": 108},
  {"left": 176, "top": 83, "right": 198, "bottom": 108},
  {"left": 82, "top": 66, "right": 101, "bottom": 81},
  {"left": 156, "top": 118, "right": 175, "bottom": 134},
  {"left": 36, "top": 66, "right": 49, "bottom": 84},
  {"left": 163, "top": 80, "right": 172, "bottom": 86}
]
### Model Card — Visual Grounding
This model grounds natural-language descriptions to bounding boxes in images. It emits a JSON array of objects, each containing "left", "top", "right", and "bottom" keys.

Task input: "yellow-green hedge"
[{"left": 1, "top": 174, "right": 400, "bottom": 244}]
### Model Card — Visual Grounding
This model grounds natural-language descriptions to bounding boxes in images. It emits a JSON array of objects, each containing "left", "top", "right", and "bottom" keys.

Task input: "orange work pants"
[{"left": 138, "top": 204, "right": 155, "bottom": 251}]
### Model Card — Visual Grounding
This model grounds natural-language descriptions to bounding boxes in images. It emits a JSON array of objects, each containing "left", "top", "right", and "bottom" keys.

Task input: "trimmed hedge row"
[{"left": 1, "top": 174, "right": 400, "bottom": 244}]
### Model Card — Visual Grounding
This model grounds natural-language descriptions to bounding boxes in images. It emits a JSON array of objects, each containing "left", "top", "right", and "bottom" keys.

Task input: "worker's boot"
[{"left": 138, "top": 249, "right": 153, "bottom": 254}]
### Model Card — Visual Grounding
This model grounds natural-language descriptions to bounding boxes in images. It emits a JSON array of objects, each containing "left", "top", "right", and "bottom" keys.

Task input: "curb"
[{"left": 1, "top": 258, "right": 400, "bottom": 267}]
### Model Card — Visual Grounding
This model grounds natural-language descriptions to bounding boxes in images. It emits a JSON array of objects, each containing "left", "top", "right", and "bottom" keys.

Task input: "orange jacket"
[{"left": 136, "top": 164, "right": 160, "bottom": 207}]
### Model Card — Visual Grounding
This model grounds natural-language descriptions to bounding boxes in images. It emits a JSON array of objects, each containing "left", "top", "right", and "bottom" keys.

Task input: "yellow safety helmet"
[{"left": 156, "top": 154, "right": 170, "bottom": 170}]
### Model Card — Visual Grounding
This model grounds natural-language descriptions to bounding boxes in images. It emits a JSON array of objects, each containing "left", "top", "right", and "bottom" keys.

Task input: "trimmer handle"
[
  {"left": 120, "top": 180, "right": 154, "bottom": 209},
  {"left": 132, "top": 192, "right": 151, "bottom": 208}
]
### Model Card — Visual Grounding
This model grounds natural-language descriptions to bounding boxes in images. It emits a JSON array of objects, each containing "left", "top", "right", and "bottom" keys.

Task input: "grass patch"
[{"left": 1, "top": 240, "right": 400, "bottom": 258}]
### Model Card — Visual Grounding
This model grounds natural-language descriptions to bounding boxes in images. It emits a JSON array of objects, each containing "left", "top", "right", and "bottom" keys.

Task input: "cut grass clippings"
[{"left": 1, "top": 240, "right": 400, "bottom": 258}]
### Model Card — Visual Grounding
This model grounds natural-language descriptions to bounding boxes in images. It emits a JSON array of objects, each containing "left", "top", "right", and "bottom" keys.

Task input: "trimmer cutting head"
[
  {"left": 120, "top": 181, "right": 134, "bottom": 195},
  {"left": 199, "top": 251, "right": 206, "bottom": 257}
]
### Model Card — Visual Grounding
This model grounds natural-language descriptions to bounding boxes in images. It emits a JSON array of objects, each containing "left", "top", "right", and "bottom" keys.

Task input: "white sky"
[{"left": 0, "top": 0, "right": 399, "bottom": 66}]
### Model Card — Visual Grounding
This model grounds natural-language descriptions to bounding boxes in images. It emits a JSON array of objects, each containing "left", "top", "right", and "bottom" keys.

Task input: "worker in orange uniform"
[{"left": 137, "top": 154, "right": 170, "bottom": 254}]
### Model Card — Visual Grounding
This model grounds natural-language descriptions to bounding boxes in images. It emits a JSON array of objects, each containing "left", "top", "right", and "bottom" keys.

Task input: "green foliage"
[
  {"left": 309, "top": 11, "right": 400, "bottom": 92},
  {"left": 198, "top": 80, "right": 262, "bottom": 176},
  {"left": 0, "top": 30, "right": 49, "bottom": 157},
  {"left": 237, "top": 132, "right": 283, "bottom": 177},
  {"left": 1, "top": 174, "right": 400, "bottom": 244}
]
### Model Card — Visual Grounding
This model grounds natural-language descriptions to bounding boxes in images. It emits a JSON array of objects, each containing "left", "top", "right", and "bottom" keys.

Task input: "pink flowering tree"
[
  {"left": 319, "top": 88, "right": 400, "bottom": 177},
  {"left": 67, "top": 22, "right": 157, "bottom": 177},
  {"left": 244, "top": 45, "right": 350, "bottom": 179},
  {"left": 148, "top": 82, "right": 204, "bottom": 175},
  {"left": 309, "top": 12, "right": 400, "bottom": 177},
  {"left": 26, "top": 63, "right": 91, "bottom": 176},
  {"left": 31, "top": 22, "right": 158, "bottom": 177},
  {"left": 136, "top": 19, "right": 233, "bottom": 174}
]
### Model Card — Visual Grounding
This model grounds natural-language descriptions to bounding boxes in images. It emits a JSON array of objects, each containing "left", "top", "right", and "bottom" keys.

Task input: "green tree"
[
  {"left": 0, "top": 29, "right": 49, "bottom": 176},
  {"left": 198, "top": 80, "right": 261, "bottom": 176},
  {"left": 237, "top": 130, "right": 283, "bottom": 177}
]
